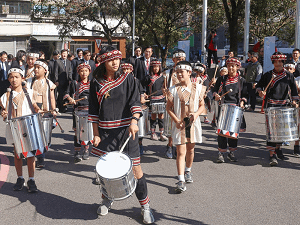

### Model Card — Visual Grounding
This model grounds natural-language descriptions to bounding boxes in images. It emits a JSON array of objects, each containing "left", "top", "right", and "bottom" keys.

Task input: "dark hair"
[
  {"left": 149, "top": 58, "right": 162, "bottom": 76},
  {"left": 83, "top": 50, "right": 91, "bottom": 56},
  {"left": 248, "top": 50, "right": 253, "bottom": 54},
  {"left": 293, "top": 48, "right": 300, "bottom": 53},
  {"left": 77, "top": 49, "right": 83, "bottom": 54},
  {"left": 39, "top": 51, "right": 45, "bottom": 58},
  {"left": 67, "top": 53, "right": 74, "bottom": 59},
  {"left": 177, "top": 60, "right": 192, "bottom": 67},
  {"left": 194, "top": 63, "right": 206, "bottom": 73},
  {"left": 8, "top": 54, "right": 14, "bottom": 60},
  {"left": 61, "top": 49, "right": 68, "bottom": 54},
  {"left": 252, "top": 52, "right": 259, "bottom": 58},
  {"left": 53, "top": 50, "right": 60, "bottom": 56},
  {"left": 211, "top": 29, "right": 216, "bottom": 33},
  {"left": 35, "top": 59, "right": 48, "bottom": 66},
  {"left": 134, "top": 46, "right": 142, "bottom": 51},
  {"left": 271, "top": 52, "right": 285, "bottom": 64},
  {"left": 173, "top": 49, "right": 186, "bottom": 55},
  {"left": 144, "top": 46, "right": 152, "bottom": 51},
  {"left": 0, "top": 51, "right": 7, "bottom": 56},
  {"left": 93, "top": 45, "right": 122, "bottom": 82},
  {"left": 16, "top": 50, "right": 26, "bottom": 62}
]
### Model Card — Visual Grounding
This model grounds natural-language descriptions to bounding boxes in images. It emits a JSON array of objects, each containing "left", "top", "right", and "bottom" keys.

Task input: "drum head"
[{"left": 96, "top": 152, "right": 131, "bottom": 179}]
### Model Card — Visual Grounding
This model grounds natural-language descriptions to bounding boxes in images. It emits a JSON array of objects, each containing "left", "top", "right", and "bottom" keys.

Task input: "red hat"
[
  {"left": 271, "top": 53, "right": 287, "bottom": 61},
  {"left": 77, "top": 63, "right": 91, "bottom": 73},
  {"left": 150, "top": 60, "right": 161, "bottom": 67},
  {"left": 226, "top": 58, "right": 241, "bottom": 68},
  {"left": 99, "top": 50, "right": 122, "bottom": 64},
  {"left": 121, "top": 63, "right": 133, "bottom": 71}
]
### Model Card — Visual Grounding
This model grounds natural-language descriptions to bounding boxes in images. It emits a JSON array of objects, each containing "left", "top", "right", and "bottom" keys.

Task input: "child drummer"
[
  {"left": 0, "top": 68, "right": 42, "bottom": 192},
  {"left": 144, "top": 59, "right": 168, "bottom": 141},
  {"left": 212, "top": 58, "right": 248, "bottom": 163},
  {"left": 121, "top": 62, "right": 147, "bottom": 154},
  {"left": 26, "top": 59, "right": 57, "bottom": 168},
  {"left": 64, "top": 63, "right": 91, "bottom": 163},
  {"left": 89, "top": 46, "right": 155, "bottom": 224},
  {"left": 256, "top": 52, "right": 299, "bottom": 166},
  {"left": 166, "top": 61, "right": 206, "bottom": 193}
]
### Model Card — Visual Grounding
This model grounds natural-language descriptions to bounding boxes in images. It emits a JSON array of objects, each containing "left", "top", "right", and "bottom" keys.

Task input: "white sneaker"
[
  {"left": 141, "top": 203, "right": 155, "bottom": 224},
  {"left": 97, "top": 197, "right": 113, "bottom": 216}
]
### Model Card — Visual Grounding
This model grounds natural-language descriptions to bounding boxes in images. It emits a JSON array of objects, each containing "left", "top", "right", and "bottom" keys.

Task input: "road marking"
[{"left": 0, "top": 151, "right": 10, "bottom": 189}]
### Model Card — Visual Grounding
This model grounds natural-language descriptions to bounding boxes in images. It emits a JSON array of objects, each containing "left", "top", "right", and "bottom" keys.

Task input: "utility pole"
[
  {"left": 201, "top": 0, "right": 207, "bottom": 64},
  {"left": 244, "top": 0, "right": 250, "bottom": 62}
]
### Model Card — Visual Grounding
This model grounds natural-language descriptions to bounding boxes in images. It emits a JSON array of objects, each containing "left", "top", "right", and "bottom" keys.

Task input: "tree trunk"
[
  {"left": 229, "top": 17, "right": 239, "bottom": 55},
  {"left": 161, "top": 47, "right": 168, "bottom": 69}
]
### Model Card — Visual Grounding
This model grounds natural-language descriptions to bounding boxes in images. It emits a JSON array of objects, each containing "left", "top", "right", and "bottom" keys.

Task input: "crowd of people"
[{"left": 1, "top": 44, "right": 300, "bottom": 224}]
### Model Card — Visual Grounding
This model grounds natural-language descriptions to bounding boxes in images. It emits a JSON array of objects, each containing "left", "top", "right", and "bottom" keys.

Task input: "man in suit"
[
  {"left": 134, "top": 46, "right": 153, "bottom": 87},
  {"left": 128, "top": 46, "right": 142, "bottom": 68},
  {"left": 48, "top": 50, "right": 60, "bottom": 84},
  {"left": 0, "top": 51, "right": 11, "bottom": 97},
  {"left": 82, "top": 50, "right": 96, "bottom": 80},
  {"left": 289, "top": 48, "right": 300, "bottom": 77},
  {"left": 71, "top": 49, "right": 84, "bottom": 80},
  {"left": 54, "top": 49, "right": 72, "bottom": 113}
]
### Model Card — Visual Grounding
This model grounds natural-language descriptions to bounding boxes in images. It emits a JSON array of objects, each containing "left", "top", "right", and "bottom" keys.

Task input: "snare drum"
[
  {"left": 163, "top": 111, "right": 172, "bottom": 137},
  {"left": 42, "top": 116, "right": 53, "bottom": 147},
  {"left": 265, "top": 107, "right": 299, "bottom": 142},
  {"left": 138, "top": 105, "right": 149, "bottom": 137},
  {"left": 9, "top": 113, "right": 48, "bottom": 158},
  {"left": 96, "top": 151, "right": 136, "bottom": 201},
  {"left": 216, "top": 104, "right": 244, "bottom": 139},
  {"left": 75, "top": 110, "right": 93, "bottom": 145},
  {"left": 151, "top": 102, "right": 166, "bottom": 114}
]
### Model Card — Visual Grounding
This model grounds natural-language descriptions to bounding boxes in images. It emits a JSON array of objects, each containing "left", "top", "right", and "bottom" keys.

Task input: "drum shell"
[
  {"left": 75, "top": 111, "right": 93, "bottom": 143},
  {"left": 265, "top": 107, "right": 299, "bottom": 142},
  {"left": 96, "top": 152, "right": 137, "bottom": 201},
  {"left": 9, "top": 113, "right": 47, "bottom": 156},
  {"left": 216, "top": 104, "right": 244, "bottom": 139},
  {"left": 42, "top": 116, "right": 53, "bottom": 146},
  {"left": 151, "top": 102, "right": 166, "bottom": 114},
  {"left": 138, "top": 106, "right": 149, "bottom": 137},
  {"left": 163, "top": 111, "right": 172, "bottom": 137}
]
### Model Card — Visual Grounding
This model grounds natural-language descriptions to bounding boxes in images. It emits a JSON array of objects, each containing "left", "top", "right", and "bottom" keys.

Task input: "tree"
[
  {"left": 31, "top": 0, "right": 130, "bottom": 45},
  {"left": 133, "top": 0, "right": 201, "bottom": 67}
]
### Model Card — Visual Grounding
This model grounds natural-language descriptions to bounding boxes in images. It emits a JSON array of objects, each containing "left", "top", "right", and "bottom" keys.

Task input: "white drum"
[
  {"left": 75, "top": 110, "right": 93, "bottom": 145},
  {"left": 96, "top": 152, "right": 136, "bottom": 201},
  {"left": 151, "top": 102, "right": 166, "bottom": 114}
]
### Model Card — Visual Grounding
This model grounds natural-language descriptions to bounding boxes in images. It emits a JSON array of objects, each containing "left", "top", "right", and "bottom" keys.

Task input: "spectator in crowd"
[
  {"left": 219, "top": 51, "right": 234, "bottom": 68},
  {"left": 289, "top": 48, "right": 300, "bottom": 77},
  {"left": 72, "top": 49, "right": 84, "bottom": 80},
  {"left": 39, "top": 51, "right": 45, "bottom": 60},
  {"left": 82, "top": 50, "right": 96, "bottom": 80},
  {"left": 134, "top": 46, "right": 154, "bottom": 86},
  {"left": 206, "top": 29, "right": 218, "bottom": 68},
  {"left": 95, "top": 54, "right": 101, "bottom": 67},
  {"left": 7, "top": 54, "right": 14, "bottom": 66},
  {"left": 68, "top": 53, "right": 75, "bottom": 62},
  {"left": 0, "top": 51, "right": 10, "bottom": 97},
  {"left": 48, "top": 50, "right": 60, "bottom": 85},
  {"left": 11, "top": 50, "right": 26, "bottom": 70},
  {"left": 258, "top": 47, "right": 264, "bottom": 68}
]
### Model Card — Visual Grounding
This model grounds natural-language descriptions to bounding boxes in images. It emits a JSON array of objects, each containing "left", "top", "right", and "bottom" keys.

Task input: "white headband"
[
  {"left": 173, "top": 52, "right": 186, "bottom": 58},
  {"left": 27, "top": 53, "right": 39, "bottom": 58},
  {"left": 193, "top": 66, "right": 205, "bottom": 72},
  {"left": 34, "top": 61, "right": 48, "bottom": 71},
  {"left": 284, "top": 64, "right": 295, "bottom": 69},
  {"left": 176, "top": 64, "right": 192, "bottom": 72},
  {"left": 8, "top": 68, "right": 25, "bottom": 77},
  {"left": 220, "top": 67, "right": 228, "bottom": 72}
]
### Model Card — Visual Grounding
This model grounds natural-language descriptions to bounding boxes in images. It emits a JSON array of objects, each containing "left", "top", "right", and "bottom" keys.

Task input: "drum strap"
[
  {"left": 7, "top": 90, "right": 13, "bottom": 120},
  {"left": 45, "top": 79, "right": 53, "bottom": 111},
  {"left": 238, "top": 73, "right": 241, "bottom": 106},
  {"left": 23, "top": 88, "right": 36, "bottom": 114}
]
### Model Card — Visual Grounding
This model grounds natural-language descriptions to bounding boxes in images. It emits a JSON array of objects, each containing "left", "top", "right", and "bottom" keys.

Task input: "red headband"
[
  {"left": 226, "top": 58, "right": 241, "bottom": 68},
  {"left": 99, "top": 50, "right": 122, "bottom": 64},
  {"left": 150, "top": 60, "right": 161, "bottom": 67},
  {"left": 77, "top": 63, "right": 91, "bottom": 73},
  {"left": 271, "top": 54, "right": 287, "bottom": 61},
  {"left": 121, "top": 63, "right": 133, "bottom": 71}
]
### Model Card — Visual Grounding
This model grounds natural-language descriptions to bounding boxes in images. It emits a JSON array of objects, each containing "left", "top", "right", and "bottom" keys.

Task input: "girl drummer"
[
  {"left": 89, "top": 46, "right": 155, "bottom": 224},
  {"left": 26, "top": 59, "right": 57, "bottom": 168},
  {"left": 212, "top": 58, "right": 248, "bottom": 163},
  {"left": 64, "top": 63, "right": 91, "bottom": 163},
  {"left": 257, "top": 52, "right": 299, "bottom": 166},
  {"left": 0, "top": 68, "right": 42, "bottom": 193},
  {"left": 166, "top": 61, "right": 206, "bottom": 193},
  {"left": 144, "top": 59, "right": 168, "bottom": 141}
]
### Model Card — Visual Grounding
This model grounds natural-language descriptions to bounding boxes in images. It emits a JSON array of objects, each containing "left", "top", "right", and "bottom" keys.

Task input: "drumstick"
[
  {"left": 213, "top": 65, "right": 218, "bottom": 80},
  {"left": 147, "top": 90, "right": 160, "bottom": 97},
  {"left": 219, "top": 89, "right": 233, "bottom": 100},
  {"left": 119, "top": 133, "right": 132, "bottom": 153},
  {"left": 63, "top": 96, "right": 87, "bottom": 106},
  {"left": 42, "top": 108, "right": 60, "bottom": 114},
  {"left": 54, "top": 117, "right": 65, "bottom": 133},
  {"left": 264, "top": 75, "right": 276, "bottom": 93}
]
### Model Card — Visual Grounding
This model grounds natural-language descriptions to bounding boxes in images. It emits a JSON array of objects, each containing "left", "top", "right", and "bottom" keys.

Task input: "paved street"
[{"left": 1, "top": 108, "right": 300, "bottom": 225}]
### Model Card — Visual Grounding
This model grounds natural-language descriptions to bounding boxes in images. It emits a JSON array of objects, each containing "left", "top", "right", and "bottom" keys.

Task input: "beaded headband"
[
  {"left": 8, "top": 68, "right": 25, "bottom": 77},
  {"left": 120, "top": 63, "right": 133, "bottom": 71},
  {"left": 226, "top": 58, "right": 241, "bottom": 68},
  {"left": 99, "top": 50, "right": 122, "bottom": 64},
  {"left": 77, "top": 63, "right": 91, "bottom": 73},
  {"left": 34, "top": 61, "right": 48, "bottom": 71},
  {"left": 175, "top": 64, "right": 192, "bottom": 71},
  {"left": 284, "top": 63, "right": 295, "bottom": 69},
  {"left": 271, "top": 54, "right": 287, "bottom": 61},
  {"left": 150, "top": 60, "right": 161, "bottom": 66},
  {"left": 27, "top": 53, "right": 39, "bottom": 58},
  {"left": 173, "top": 52, "right": 186, "bottom": 58}
]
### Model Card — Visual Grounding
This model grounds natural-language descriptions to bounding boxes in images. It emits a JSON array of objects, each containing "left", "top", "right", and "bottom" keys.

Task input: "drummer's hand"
[
  {"left": 252, "top": 83, "right": 257, "bottom": 89},
  {"left": 211, "top": 77, "right": 216, "bottom": 85},
  {"left": 258, "top": 90, "right": 266, "bottom": 98},
  {"left": 215, "top": 94, "right": 221, "bottom": 101},
  {"left": 52, "top": 110, "right": 57, "bottom": 117},
  {"left": 292, "top": 100, "right": 299, "bottom": 108},
  {"left": 144, "top": 94, "right": 149, "bottom": 99},
  {"left": 240, "top": 101, "right": 245, "bottom": 109},
  {"left": 69, "top": 98, "right": 76, "bottom": 105},
  {"left": 162, "top": 88, "right": 167, "bottom": 96},
  {"left": 1, "top": 110, "right": 7, "bottom": 120},
  {"left": 129, "top": 123, "right": 139, "bottom": 140},
  {"left": 93, "top": 135, "right": 101, "bottom": 147},
  {"left": 189, "top": 113, "right": 197, "bottom": 123},
  {"left": 175, "top": 120, "right": 184, "bottom": 130}
]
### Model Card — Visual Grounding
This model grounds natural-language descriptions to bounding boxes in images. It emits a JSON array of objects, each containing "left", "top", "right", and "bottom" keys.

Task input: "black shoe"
[
  {"left": 211, "top": 122, "right": 217, "bottom": 128},
  {"left": 36, "top": 157, "right": 45, "bottom": 168},
  {"left": 27, "top": 179, "right": 38, "bottom": 193},
  {"left": 74, "top": 151, "right": 82, "bottom": 163},
  {"left": 82, "top": 149, "right": 90, "bottom": 160},
  {"left": 275, "top": 148, "right": 289, "bottom": 160},
  {"left": 269, "top": 155, "right": 278, "bottom": 166},
  {"left": 13, "top": 178, "right": 25, "bottom": 191},
  {"left": 227, "top": 152, "right": 238, "bottom": 162},
  {"left": 294, "top": 145, "right": 300, "bottom": 157}
]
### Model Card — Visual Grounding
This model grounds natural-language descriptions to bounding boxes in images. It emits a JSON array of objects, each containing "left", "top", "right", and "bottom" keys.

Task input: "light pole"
[
  {"left": 244, "top": 0, "right": 250, "bottom": 62},
  {"left": 132, "top": 0, "right": 136, "bottom": 56},
  {"left": 296, "top": 0, "right": 300, "bottom": 48},
  {"left": 201, "top": 0, "right": 207, "bottom": 64}
]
